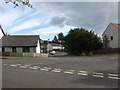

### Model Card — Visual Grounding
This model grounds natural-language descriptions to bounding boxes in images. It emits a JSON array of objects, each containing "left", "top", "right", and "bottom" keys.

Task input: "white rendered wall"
[
  {"left": 103, "top": 24, "right": 119, "bottom": 48},
  {"left": 36, "top": 40, "right": 41, "bottom": 53},
  {"left": 0, "top": 28, "right": 4, "bottom": 39}
]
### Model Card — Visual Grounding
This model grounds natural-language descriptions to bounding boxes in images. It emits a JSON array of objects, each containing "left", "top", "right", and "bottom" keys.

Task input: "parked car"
[{"left": 50, "top": 51, "right": 55, "bottom": 55}]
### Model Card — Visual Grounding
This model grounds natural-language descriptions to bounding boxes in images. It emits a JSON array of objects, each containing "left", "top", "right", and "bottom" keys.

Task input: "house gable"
[
  {"left": 102, "top": 23, "right": 119, "bottom": 48},
  {"left": 0, "top": 25, "right": 5, "bottom": 39}
]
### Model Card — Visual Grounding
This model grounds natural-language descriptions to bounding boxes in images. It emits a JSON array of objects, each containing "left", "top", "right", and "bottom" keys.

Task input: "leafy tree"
[
  {"left": 64, "top": 28, "right": 103, "bottom": 55},
  {"left": 103, "top": 35, "right": 109, "bottom": 48},
  {"left": 52, "top": 36, "right": 58, "bottom": 43},
  {"left": 57, "top": 32, "right": 64, "bottom": 43},
  {"left": 4, "top": 0, "right": 32, "bottom": 8}
]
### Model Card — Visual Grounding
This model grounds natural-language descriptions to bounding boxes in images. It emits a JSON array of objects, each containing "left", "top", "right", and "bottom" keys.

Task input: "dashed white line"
[
  {"left": 64, "top": 70, "right": 74, "bottom": 74},
  {"left": 93, "top": 75, "right": 104, "bottom": 78},
  {"left": 19, "top": 66, "right": 28, "bottom": 69},
  {"left": 24, "top": 65, "right": 31, "bottom": 67},
  {"left": 78, "top": 71, "right": 88, "bottom": 76},
  {"left": 40, "top": 67, "right": 51, "bottom": 71},
  {"left": 29, "top": 67, "right": 38, "bottom": 70},
  {"left": 92, "top": 72, "right": 104, "bottom": 78},
  {"left": 10, "top": 64, "right": 18, "bottom": 67},
  {"left": 16, "top": 64, "right": 22, "bottom": 66},
  {"left": 108, "top": 74, "right": 118, "bottom": 77},
  {"left": 93, "top": 72, "right": 103, "bottom": 75},
  {"left": 108, "top": 73, "right": 119, "bottom": 80},
  {"left": 32, "top": 66, "right": 40, "bottom": 68},
  {"left": 52, "top": 68, "right": 62, "bottom": 73},
  {"left": 108, "top": 76, "right": 120, "bottom": 80}
]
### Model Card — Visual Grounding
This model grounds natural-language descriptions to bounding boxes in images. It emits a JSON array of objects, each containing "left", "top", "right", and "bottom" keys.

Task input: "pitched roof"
[
  {"left": 102, "top": 23, "right": 120, "bottom": 36},
  {"left": 111, "top": 23, "right": 120, "bottom": 29},
  {"left": 1, "top": 35, "right": 40, "bottom": 47}
]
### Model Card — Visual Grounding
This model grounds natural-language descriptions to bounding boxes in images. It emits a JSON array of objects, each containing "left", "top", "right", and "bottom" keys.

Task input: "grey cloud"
[
  {"left": 33, "top": 2, "right": 118, "bottom": 35},
  {"left": 49, "top": 16, "right": 66, "bottom": 27}
]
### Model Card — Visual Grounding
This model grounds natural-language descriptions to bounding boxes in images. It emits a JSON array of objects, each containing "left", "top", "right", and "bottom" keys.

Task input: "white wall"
[
  {"left": 103, "top": 24, "right": 119, "bottom": 48},
  {"left": 0, "top": 28, "right": 4, "bottom": 39},
  {"left": 36, "top": 40, "right": 41, "bottom": 53}
]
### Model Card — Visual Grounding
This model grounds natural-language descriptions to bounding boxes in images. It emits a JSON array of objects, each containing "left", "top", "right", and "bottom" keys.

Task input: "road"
[{"left": 2, "top": 54, "right": 119, "bottom": 88}]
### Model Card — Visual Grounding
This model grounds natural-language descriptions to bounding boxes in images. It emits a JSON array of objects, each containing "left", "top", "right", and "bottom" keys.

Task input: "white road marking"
[
  {"left": 108, "top": 74, "right": 118, "bottom": 77},
  {"left": 79, "top": 71, "right": 87, "bottom": 73},
  {"left": 93, "top": 72, "right": 103, "bottom": 75},
  {"left": 93, "top": 75, "right": 104, "bottom": 78},
  {"left": 108, "top": 76, "right": 120, "bottom": 80},
  {"left": 10, "top": 64, "right": 18, "bottom": 67},
  {"left": 78, "top": 73, "right": 88, "bottom": 76},
  {"left": 40, "top": 67, "right": 51, "bottom": 71},
  {"left": 92, "top": 72, "right": 104, "bottom": 78},
  {"left": 29, "top": 67, "right": 38, "bottom": 70},
  {"left": 64, "top": 70, "right": 74, "bottom": 74},
  {"left": 24, "top": 65, "right": 31, "bottom": 67},
  {"left": 52, "top": 68, "right": 62, "bottom": 73},
  {"left": 78, "top": 71, "right": 88, "bottom": 76},
  {"left": 16, "top": 64, "right": 22, "bottom": 66},
  {"left": 32, "top": 66, "right": 40, "bottom": 68},
  {"left": 108, "top": 73, "right": 119, "bottom": 80},
  {"left": 19, "top": 66, "right": 28, "bottom": 69}
]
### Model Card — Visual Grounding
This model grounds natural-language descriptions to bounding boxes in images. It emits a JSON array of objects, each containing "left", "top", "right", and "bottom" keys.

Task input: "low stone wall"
[
  {"left": 23, "top": 53, "right": 48, "bottom": 58},
  {"left": 1, "top": 52, "right": 23, "bottom": 56},
  {"left": 1, "top": 52, "right": 48, "bottom": 58}
]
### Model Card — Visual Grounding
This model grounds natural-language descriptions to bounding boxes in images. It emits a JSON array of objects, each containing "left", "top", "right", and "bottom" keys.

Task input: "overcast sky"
[{"left": 0, "top": 1, "right": 119, "bottom": 40}]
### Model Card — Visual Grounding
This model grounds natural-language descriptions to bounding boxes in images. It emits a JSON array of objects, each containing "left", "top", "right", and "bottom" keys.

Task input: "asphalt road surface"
[{"left": 2, "top": 54, "right": 119, "bottom": 88}]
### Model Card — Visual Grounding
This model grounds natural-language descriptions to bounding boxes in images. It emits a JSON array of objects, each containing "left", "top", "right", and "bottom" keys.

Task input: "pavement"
[{"left": 2, "top": 54, "right": 120, "bottom": 88}]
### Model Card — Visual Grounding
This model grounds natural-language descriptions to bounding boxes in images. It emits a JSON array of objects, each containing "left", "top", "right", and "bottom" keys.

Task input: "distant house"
[
  {"left": 40, "top": 40, "right": 48, "bottom": 53},
  {"left": 47, "top": 43, "right": 64, "bottom": 51},
  {"left": 102, "top": 23, "right": 120, "bottom": 48},
  {"left": 0, "top": 35, "right": 41, "bottom": 53}
]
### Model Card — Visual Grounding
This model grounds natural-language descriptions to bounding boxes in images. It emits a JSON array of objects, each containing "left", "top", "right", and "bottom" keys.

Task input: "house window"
[
  {"left": 22, "top": 47, "right": 30, "bottom": 52},
  {"left": 2, "top": 47, "right": 4, "bottom": 52},
  {"left": 110, "top": 36, "right": 113, "bottom": 40},
  {"left": 12, "top": 47, "right": 16, "bottom": 52}
]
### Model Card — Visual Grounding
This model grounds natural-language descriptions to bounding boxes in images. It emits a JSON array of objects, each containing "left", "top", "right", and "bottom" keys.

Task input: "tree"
[
  {"left": 64, "top": 28, "right": 103, "bottom": 55},
  {"left": 103, "top": 35, "right": 109, "bottom": 48},
  {"left": 57, "top": 32, "right": 64, "bottom": 43},
  {"left": 4, "top": 0, "right": 32, "bottom": 8},
  {"left": 52, "top": 36, "right": 58, "bottom": 43}
]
